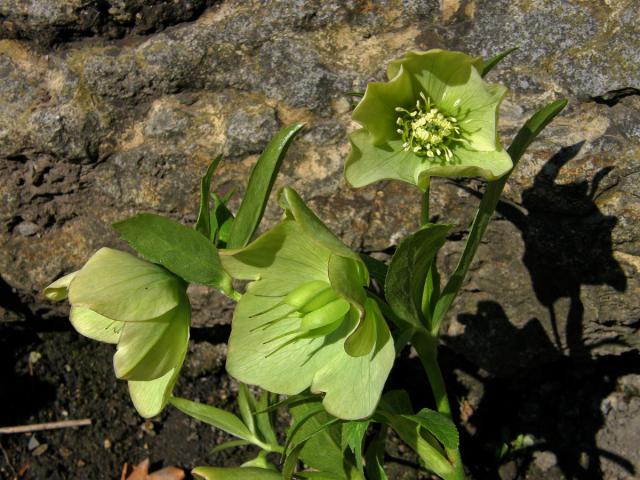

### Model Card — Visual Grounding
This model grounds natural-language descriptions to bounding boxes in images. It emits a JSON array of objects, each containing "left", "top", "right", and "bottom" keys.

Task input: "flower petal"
[
  {"left": 221, "top": 220, "right": 330, "bottom": 296},
  {"left": 113, "top": 298, "right": 190, "bottom": 381},
  {"left": 44, "top": 271, "right": 77, "bottom": 301},
  {"left": 69, "top": 306, "right": 123, "bottom": 344},
  {"left": 68, "top": 248, "right": 184, "bottom": 322},
  {"left": 352, "top": 65, "right": 415, "bottom": 145},
  {"left": 128, "top": 363, "right": 183, "bottom": 418}
]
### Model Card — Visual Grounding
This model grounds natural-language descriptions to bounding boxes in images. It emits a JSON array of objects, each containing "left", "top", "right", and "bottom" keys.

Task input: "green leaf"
[
  {"left": 431, "top": 99, "right": 567, "bottom": 331},
  {"left": 195, "top": 154, "right": 222, "bottom": 239},
  {"left": 283, "top": 442, "right": 305, "bottom": 480},
  {"left": 210, "top": 439, "right": 251, "bottom": 454},
  {"left": 364, "top": 427, "right": 388, "bottom": 480},
  {"left": 113, "top": 213, "right": 234, "bottom": 295},
  {"left": 481, "top": 47, "right": 519, "bottom": 77},
  {"left": 385, "top": 224, "right": 451, "bottom": 328},
  {"left": 241, "top": 451, "right": 278, "bottom": 470},
  {"left": 359, "top": 254, "right": 387, "bottom": 286},
  {"left": 226, "top": 123, "right": 304, "bottom": 249},
  {"left": 403, "top": 408, "right": 459, "bottom": 449},
  {"left": 342, "top": 421, "right": 369, "bottom": 474},
  {"left": 255, "top": 391, "right": 278, "bottom": 447},
  {"left": 193, "top": 467, "right": 281, "bottom": 480},
  {"left": 290, "top": 400, "right": 361, "bottom": 479},
  {"left": 212, "top": 191, "right": 235, "bottom": 247},
  {"left": 237, "top": 383, "right": 256, "bottom": 435},
  {"left": 169, "top": 396, "right": 254, "bottom": 442}
]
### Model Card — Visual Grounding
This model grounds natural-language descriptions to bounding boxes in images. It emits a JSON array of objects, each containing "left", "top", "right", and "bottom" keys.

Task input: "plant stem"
[
  {"left": 413, "top": 329, "right": 465, "bottom": 480},
  {"left": 421, "top": 182, "right": 430, "bottom": 225}
]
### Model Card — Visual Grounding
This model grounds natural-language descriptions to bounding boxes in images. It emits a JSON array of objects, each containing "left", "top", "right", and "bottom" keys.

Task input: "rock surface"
[{"left": 1, "top": 0, "right": 638, "bottom": 478}]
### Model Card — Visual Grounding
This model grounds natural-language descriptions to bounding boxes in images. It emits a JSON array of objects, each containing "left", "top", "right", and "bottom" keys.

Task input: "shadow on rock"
[
  {"left": 452, "top": 301, "right": 638, "bottom": 479},
  {"left": 446, "top": 143, "right": 636, "bottom": 478}
]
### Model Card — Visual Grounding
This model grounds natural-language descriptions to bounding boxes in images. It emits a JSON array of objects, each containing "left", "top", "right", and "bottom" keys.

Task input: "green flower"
[
  {"left": 220, "top": 187, "right": 395, "bottom": 420},
  {"left": 44, "top": 248, "right": 190, "bottom": 417},
  {"left": 345, "top": 49, "right": 513, "bottom": 190}
]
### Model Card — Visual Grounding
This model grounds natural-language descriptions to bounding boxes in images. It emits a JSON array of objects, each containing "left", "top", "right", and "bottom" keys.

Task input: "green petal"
[
  {"left": 352, "top": 65, "right": 415, "bottom": 145},
  {"left": 226, "top": 293, "right": 394, "bottom": 420},
  {"left": 69, "top": 306, "right": 123, "bottom": 344},
  {"left": 68, "top": 248, "right": 184, "bottom": 322},
  {"left": 345, "top": 130, "right": 426, "bottom": 189},
  {"left": 311, "top": 307, "right": 395, "bottom": 420},
  {"left": 113, "top": 297, "right": 190, "bottom": 380},
  {"left": 279, "top": 187, "right": 365, "bottom": 268},
  {"left": 346, "top": 129, "right": 512, "bottom": 189},
  {"left": 44, "top": 271, "right": 77, "bottom": 301},
  {"left": 387, "top": 50, "right": 506, "bottom": 152},
  {"left": 128, "top": 359, "right": 184, "bottom": 418},
  {"left": 221, "top": 220, "right": 330, "bottom": 296}
]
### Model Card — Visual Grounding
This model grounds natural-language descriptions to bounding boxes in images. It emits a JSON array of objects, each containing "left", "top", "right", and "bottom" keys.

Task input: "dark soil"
[{"left": 1, "top": 317, "right": 638, "bottom": 480}]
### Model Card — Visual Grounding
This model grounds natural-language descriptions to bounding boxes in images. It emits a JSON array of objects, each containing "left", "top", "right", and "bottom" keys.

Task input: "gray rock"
[{"left": 0, "top": 2, "right": 637, "bottom": 454}]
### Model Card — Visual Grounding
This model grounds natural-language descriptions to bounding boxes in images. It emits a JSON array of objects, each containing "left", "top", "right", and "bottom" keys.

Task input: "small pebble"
[
  {"left": 59, "top": 447, "right": 72, "bottom": 458},
  {"left": 27, "top": 436, "right": 40, "bottom": 451},
  {"left": 28, "top": 351, "right": 42, "bottom": 365},
  {"left": 103, "top": 439, "right": 112, "bottom": 449},
  {"left": 77, "top": 459, "right": 86, "bottom": 467},
  {"left": 32, "top": 444, "right": 48, "bottom": 457}
]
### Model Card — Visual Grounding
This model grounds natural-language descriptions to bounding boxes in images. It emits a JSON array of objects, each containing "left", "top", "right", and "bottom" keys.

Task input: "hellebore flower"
[
  {"left": 345, "top": 49, "right": 513, "bottom": 190},
  {"left": 44, "top": 248, "right": 190, "bottom": 417},
  {"left": 220, "top": 187, "right": 395, "bottom": 420}
]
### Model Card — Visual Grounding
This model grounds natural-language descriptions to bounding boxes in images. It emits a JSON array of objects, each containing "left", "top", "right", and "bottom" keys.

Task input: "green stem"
[
  {"left": 421, "top": 182, "right": 431, "bottom": 225},
  {"left": 413, "top": 329, "right": 465, "bottom": 480}
]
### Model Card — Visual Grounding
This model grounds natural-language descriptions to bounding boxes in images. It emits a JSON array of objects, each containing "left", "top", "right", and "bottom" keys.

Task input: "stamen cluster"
[{"left": 396, "top": 92, "right": 461, "bottom": 162}]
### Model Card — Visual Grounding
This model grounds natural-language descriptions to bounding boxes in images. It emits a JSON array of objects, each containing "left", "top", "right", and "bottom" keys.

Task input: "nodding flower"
[
  {"left": 44, "top": 247, "right": 190, "bottom": 418},
  {"left": 219, "top": 187, "right": 395, "bottom": 420}
]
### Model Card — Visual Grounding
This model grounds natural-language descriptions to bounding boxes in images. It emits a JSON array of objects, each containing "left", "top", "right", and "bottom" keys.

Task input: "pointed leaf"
[
  {"left": 342, "top": 421, "right": 369, "bottom": 474},
  {"left": 364, "top": 427, "right": 388, "bottom": 480},
  {"left": 211, "top": 191, "right": 235, "bottom": 247},
  {"left": 113, "top": 214, "right": 233, "bottom": 295},
  {"left": 385, "top": 224, "right": 450, "bottom": 328},
  {"left": 195, "top": 154, "right": 222, "bottom": 239},
  {"left": 403, "top": 408, "right": 459, "bottom": 449},
  {"left": 432, "top": 99, "right": 567, "bottom": 330},
  {"left": 481, "top": 47, "right": 519, "bottom": 77},
  {"left": 226, "top": 123, "right": 304, "bottom": 248},
  {"left": 192, "top": 467, "right": 281, "bottom": 480},
  {"left": 237, "top": 383, "right": 256, "bottom": 435},
  {"left": 170, "top": 397, "right": 254, "bottom": 442},
  {"left": 210, "top": 440, "right": 251, "bottom": 454}
]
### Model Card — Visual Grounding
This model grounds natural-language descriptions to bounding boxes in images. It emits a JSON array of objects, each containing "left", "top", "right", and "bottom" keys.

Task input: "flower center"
[{"left": 396, "top": 92, "right": 460, "bottom": 161}]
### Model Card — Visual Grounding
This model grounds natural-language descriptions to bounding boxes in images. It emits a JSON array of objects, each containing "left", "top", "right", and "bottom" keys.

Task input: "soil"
[{"left": 2, "top": 315, "right": 638, "bottom": 479}]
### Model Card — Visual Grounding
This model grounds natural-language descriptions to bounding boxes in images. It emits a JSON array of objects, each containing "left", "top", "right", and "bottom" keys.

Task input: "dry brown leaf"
[{"left": 124, "top": 458, "right": 185, "bottom": 480}]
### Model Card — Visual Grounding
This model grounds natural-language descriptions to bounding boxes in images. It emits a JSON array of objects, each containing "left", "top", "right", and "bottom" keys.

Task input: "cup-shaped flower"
[
  {"left": 44, "top": 248, "right": 190, "bottom": 417},
  {"left": 345, "top": 49, "right": 513, "bottom": 190},
  {"left": 220, "top": 187, "right": 395, "bottom": 420}
]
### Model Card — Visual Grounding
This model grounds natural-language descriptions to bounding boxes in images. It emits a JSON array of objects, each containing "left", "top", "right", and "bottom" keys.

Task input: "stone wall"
[{"left": 1, "top": 1, "right": 639, "bottom": 478}]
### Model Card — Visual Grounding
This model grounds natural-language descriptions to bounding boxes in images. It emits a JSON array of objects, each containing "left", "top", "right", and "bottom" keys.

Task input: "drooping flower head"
[
  {"left": 345, "top": 49, "right": 513, "bottom": 190},
  {"left": 44, "top": 248, "right": 190, "bottom": 417},
  {"left": 220, "top": 187, "right": 395, "bottom": 420}
]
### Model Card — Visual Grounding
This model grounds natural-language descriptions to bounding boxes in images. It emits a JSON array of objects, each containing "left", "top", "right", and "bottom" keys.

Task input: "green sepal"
[
  {"left": 113, "top": 298, "right": 190, "bottom": 381},
  {"left": 68, "top": 247, "right": 183, "bottom": 322},
  {"left": 69, "top": 306, "right": 123, "bottom": 344},
  {"left": 128, "top": 361, "right": 184, "bottom": 418},
  {"left": 43, "top": 271, "right": 77, "bottom": 301}
]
